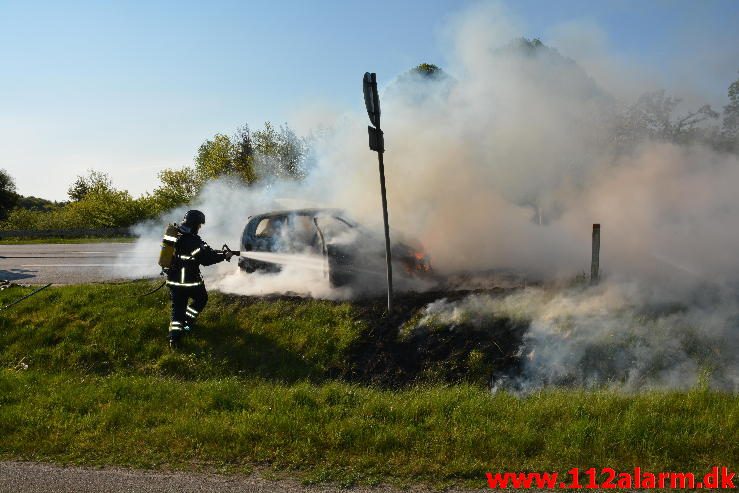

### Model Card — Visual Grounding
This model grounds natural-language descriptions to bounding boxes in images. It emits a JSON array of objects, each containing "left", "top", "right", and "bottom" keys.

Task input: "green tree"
[
  {"left": 64, "top": 171, "right": 153, "bottom": 228},
  {"left": 67, "top": 170, "right": 114, "bottom": 201},
  {"left": 2, "top": 170, "right": 154, "bottom": 230},
  {"left": 253, "top": 122, "right": 280, "bottom": 157},
  {"left": 616, "top": 90, "right": 719, "bottom": 147},
  {"left": 151, "top": 167, "right": 200, "bottom": 212},
  {"left": 194, "top": 131, "right": 257, "bottom": 184},
  {"left": 413, "top": 63, "right": 442, "bottom": 78},
  {"left": 253, "top": 122, "right": 306, "bottom": 181},
  {"left": 276, "top": 124, "right": 306, "bottom": 180},
  {"left": 150, "top": 121, "right": 308, "bottom": 213},
  {"left": 16, "top": 196, "right": 62, "bottom": 212},
  {"left": 194, "top": 134, "right": 234, "bottom": 180},
  {"left": 64, "top": 188, "right": 150, "bottom": 228},
  {"left": 232, "top": 124, "right": 258, "bottom": 184},
  {"left": 722, "top": 73, "right": 739, "bottom": 147},
  {"left": 0, "top": 169, "right": 19, "bottom": 221}
]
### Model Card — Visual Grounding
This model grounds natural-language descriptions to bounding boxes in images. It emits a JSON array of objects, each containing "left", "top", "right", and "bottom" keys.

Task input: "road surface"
[
  {"left": 0, "top": 461, "right": 486, "bottom": 493},
  {"left": 0, "top": 242, "right": 154, "bottom": 284}
]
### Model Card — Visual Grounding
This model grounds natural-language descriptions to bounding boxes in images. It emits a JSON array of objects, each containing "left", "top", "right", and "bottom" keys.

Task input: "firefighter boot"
[
  {"left": 168, "top": 321, "right": 184, "bottom": 350},
  {"left": 168, "top": 331, "right": 182, "bottom": 350},
  {"left": 184, "top": 305, "right": 200, "bottom": 332}
]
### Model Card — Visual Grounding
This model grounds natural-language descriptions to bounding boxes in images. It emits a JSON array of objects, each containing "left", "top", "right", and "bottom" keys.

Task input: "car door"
[
  {"left": 253, "top": 215, "right": 286, "bottom": 252},
  {"left": 287, "top": 213, "right": 321, "bottom": 253}
]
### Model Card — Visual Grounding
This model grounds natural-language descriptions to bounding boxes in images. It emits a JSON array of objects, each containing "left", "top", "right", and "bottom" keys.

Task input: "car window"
[
  {"left": 289, "top": 214, "right": 317, "bottom": 246},
  {"left": 254, "top": 218, "right": 270, "bottom": 237},
  {"left": 255, "top": 217, "right": 285, "bottom": 238},
  {"left": 316, "top": 215, "right": 354, "bottom": 240}
]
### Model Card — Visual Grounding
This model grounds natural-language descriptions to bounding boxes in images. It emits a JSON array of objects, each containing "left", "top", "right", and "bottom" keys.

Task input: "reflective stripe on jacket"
[{"left": 166, "top": 230, "right": 225, "bottom": 286}]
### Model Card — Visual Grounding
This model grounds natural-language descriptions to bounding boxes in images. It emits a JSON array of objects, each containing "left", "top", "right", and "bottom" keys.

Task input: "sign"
[
  {"left": 362, "top": 71, "right": 393, "bottom": 311},
  {"left": 363, "top": 72, "right": 381, "bottom": 128},
  {"left": 367, "top": 126, "right": 384, "bottom": 153}
]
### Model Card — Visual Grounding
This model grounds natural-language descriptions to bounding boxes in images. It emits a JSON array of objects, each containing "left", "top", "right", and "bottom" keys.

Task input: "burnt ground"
[
  {"left": 339, "top": 288, "right": 528, "bottom": 388},
  {"left": 234, "top": 286, "right": 529, "bottom": 388}
]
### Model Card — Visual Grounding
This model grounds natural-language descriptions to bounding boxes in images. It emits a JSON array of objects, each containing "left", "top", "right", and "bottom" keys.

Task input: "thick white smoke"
[
  {"left": 417, "top": 284, "right": 738, "bottom": 392},
  {"left": 119, "top": 3, "right": 738, "bottom": 390},
  {"left": 284, "top": 4, "right": 739, "bottom": 287},
  {"left": 127, "top": 4, "right": 739, "bottom": 289}
]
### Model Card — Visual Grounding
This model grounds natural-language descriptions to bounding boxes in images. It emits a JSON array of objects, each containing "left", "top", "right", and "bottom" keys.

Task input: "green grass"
[
  {"left": 0, "top": 283, "right": 736, "bottom": 487},
  {"left": 0, "top": 282, "right": 362, "bottom": 381},
  {"left": 0, "top": 237, "right": 135, "bottom": 244},
  {"left": 1, "top": 371, "right": 736, "bottom": 486}
]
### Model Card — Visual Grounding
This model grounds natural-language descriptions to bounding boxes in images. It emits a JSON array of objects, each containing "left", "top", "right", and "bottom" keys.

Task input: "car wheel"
[
  {"left": 326, "top": 245, "right": 354, "bottom": 287},
  {"left": 238, "top": 257, "right": 256, "bottom": 273}
]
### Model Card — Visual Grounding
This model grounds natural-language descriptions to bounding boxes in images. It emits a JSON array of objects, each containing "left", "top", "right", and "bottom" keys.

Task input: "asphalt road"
[
  {"left": 0, "top": 242, "right": 153, "bottom": 284},
  {"left": 0, "top": 462, "right": 486, "bottom": 493}
]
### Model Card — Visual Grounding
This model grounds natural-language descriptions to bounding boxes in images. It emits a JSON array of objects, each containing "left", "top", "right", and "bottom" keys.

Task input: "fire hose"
[
  {"left": 137, "top": 281, "right": 167, "bottom": 298},
  {"left": 0, "top": 283, "right": 53, "bottom": 312},
  {"left": 222, "top": 244, "right": 241, "bottom": 261}
]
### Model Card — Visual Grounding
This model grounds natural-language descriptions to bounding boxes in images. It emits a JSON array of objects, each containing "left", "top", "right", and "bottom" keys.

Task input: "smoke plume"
[
  {"left": 121, "top": 2, "right": 739, "bottom": 390},
  {"left": 417, "top": 284, "right": 738, "bottom": 392}
]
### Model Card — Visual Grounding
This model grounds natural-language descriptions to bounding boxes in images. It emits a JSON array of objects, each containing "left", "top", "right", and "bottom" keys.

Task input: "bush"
[{"left": 1, "top": 190, "right": 157, "bottom": 230}]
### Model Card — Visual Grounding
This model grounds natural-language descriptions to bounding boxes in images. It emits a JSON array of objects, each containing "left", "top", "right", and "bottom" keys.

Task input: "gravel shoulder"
[{"left": 0, "top": 461, "right": 486, "bottom": 493}]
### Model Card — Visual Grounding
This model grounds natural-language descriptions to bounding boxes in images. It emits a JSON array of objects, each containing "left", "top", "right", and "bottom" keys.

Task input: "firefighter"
[{"left": 166, "top": 209, "right": 233, "bottom": 349}]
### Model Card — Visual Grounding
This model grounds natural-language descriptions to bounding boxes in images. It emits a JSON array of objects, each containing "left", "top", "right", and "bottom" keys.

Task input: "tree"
[
  {"left": 63, "top": 170, "right": 151, "bottom": 227},
  {"left": 192, "top": 122, "right": 306, "bottom": 184},
  {"left": 152, "top": 167, "right": 200, "bottom": 212},
  {"left": 0, "top": 169, "right": 19, "bottom": 221},
  {"left": 16, "top": 195, "right": 62, "bottom": 212},
  {"left": 387, "top": 62, "right": 456, "bottom": 107},
  {"left": 67, "top": 170, "right": 114, "bottom": 201},
  {"left": 253, "top": 122, "right": 280, "bottom": 157},
  {"left": 63, "top": 187, "right": 150, "bottom": 228},
  {"left": 0, "top": 169, "right": 156, "bottom": 231},
  {"left": 150, "top": 121, "right": 308, "bottom": 212},
  {"left": 275, "top": 124, "right": 307, "bottom": 180},
  {"left": 253, "top": 122, "right": 306, "bottom": 181},
  {"left": 194, "top": 131, "right": 257, "bottom": 184},
  {"left": 232, "top": 124, "right": 257, "bottom": 184},
  {"left": 414, "top": 63, "right": 442, "bottom": 78},
  {"left": 722, "top": 73, "right": 739, "bottom": 146},
  {"left": 194, "top": 134, "right": 234, "bottom": 181},
  {"left": 615, "top": 90, "right": 719, "bottom": 147}
]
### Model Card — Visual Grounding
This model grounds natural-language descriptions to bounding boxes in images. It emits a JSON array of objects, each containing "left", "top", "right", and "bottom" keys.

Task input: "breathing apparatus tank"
[{"left": 158, "top": 223, "right": 180, "bottom": 270}]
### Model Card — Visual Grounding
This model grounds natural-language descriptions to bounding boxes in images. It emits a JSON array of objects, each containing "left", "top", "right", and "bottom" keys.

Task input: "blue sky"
[{"left": 1, "top": 0, "right": 737, "bottom": 200}]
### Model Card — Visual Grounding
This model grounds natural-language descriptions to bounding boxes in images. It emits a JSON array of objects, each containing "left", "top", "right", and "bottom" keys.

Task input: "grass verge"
[
  {"left": 1, "top": 370, "right": 736, "bottom": 487},
  {"left": 0, "top": 282, "right": 736, "bottom": 486},
  {"left": 0, "top": 282, "right": 362, "bottom": 381}
]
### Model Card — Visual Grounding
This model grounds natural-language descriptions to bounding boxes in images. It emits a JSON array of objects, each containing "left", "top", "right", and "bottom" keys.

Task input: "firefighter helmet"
[{"left": 182, "top": 210, "right": 206, "bottom": 227}]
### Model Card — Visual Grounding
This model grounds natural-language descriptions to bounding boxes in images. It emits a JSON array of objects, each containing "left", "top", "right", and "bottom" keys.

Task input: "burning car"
[{"left": 238, "top": 208, "right": 431, "bottom": 286}]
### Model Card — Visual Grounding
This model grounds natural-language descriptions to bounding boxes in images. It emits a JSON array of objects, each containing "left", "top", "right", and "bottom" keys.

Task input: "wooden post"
[{"left": 590, "top": 224, "right": 600, "bottom": 284}]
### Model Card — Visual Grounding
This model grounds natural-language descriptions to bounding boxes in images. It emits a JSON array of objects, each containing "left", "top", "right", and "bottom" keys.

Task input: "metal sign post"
[
  {"left": 591, "top": 224, "right": 600, "bottom": 285},
  {"left": 363, "top": 72, "right": 393, "bottom": 311}
]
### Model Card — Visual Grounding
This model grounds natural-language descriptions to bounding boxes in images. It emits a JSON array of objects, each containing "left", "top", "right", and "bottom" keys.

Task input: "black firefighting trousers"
[{"left": 168, "top": 284, "right": 208, "bottom": 338}]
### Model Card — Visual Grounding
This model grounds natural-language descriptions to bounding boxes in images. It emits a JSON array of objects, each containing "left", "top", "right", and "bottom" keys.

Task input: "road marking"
[
  {"left": 21, "top": 264, "right": 151, "bottom": 267},
  {"left": 70, "top": 251, "right": 137, "bottom": 254},
  {"left": 2, "top": 256, "right": 120, "bottom": 259}
]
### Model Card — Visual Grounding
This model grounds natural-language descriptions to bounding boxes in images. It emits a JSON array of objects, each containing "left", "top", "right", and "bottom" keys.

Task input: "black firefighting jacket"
[{"left": 166, "top": 230, "right": 226, "bottom": 287}]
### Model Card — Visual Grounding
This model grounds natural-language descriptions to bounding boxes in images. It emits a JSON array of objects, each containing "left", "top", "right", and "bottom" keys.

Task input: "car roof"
[{"left": 249, "top": 208, "right": 345, "bottom": 220}]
